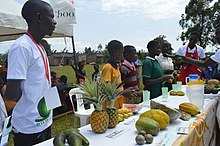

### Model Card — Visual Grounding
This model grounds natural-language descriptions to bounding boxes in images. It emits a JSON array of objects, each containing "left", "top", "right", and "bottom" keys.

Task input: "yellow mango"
[{"left": 140, "top": 109, "right": 170, "bottom": 130}]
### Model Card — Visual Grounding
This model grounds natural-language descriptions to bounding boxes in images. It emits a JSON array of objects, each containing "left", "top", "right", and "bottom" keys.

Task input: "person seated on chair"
[
  {"left": 51, "top": 71, "right": 60, "bottom": 87},
  {"left": 57, "top": 75, "right": 73, "bottom": 111}
]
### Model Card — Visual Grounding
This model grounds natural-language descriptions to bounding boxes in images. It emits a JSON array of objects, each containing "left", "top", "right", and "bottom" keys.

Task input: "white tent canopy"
[{"left": 0, "top": 0, "right": 76, "bottom": 42}]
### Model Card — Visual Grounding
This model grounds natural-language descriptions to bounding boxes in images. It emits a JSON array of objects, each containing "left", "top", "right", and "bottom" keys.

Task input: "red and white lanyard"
[{"left": 26, "top": 32, "right": 51, "bottom": 85}]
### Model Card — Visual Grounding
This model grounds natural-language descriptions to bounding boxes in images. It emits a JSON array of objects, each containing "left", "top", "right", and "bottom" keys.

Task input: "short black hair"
[
  {"left": 147, "top": 40, "right": 159, "bottom": 51},
  {"left": 124, "top": 45, "right": 135, "bottom": 55},
  {"left": 78, "top": 61, "right": 84, "bottom": 66},
  {"left": 51, "top": 71, "right": 56, "bottom": 75},
  {"left": 21, "top": 0, "right": 51, "bottom": 23},
  {"left": 107, "top": 40, "right": 123, "bottom": 54},
  {"left": 60, "top": 75, "right": 67, "bottom": 83},
  {"left": 189, "top": 31, "right": 200, "bottom": 37},
  {"left": 94, "top": 64, "right": 99, "bottom": 68}
]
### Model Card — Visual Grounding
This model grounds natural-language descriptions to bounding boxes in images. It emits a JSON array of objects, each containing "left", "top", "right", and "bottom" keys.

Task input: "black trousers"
[{"left": 12, "top": 126, "right": 51, "bottom": 146}]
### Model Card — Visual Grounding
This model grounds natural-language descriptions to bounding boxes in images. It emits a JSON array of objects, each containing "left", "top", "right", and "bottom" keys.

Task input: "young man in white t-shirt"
[
  {"left": 176, "top": 26, "right": 220, "bottom": 72},
  {"left": 5, "top": 1, "right": 56, "bottom": 145},
  {"left": 175, "top": 31, "right": 205, "bottom": 84}
]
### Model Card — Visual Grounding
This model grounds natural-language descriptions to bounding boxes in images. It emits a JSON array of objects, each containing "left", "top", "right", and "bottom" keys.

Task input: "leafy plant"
[
  {"left": 70, "top": 78, "right": 106, "bottom": 110},
  {"left": 101, "top": 77, "right": 127, "bottom": 108}
]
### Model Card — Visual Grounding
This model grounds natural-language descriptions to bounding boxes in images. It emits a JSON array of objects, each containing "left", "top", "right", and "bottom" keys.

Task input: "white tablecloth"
[{"left": 35, "top": 86, "right": 218, "bottom": 146}]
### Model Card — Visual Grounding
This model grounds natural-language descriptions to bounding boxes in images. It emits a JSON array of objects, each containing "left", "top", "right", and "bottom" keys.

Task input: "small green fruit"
[
  {"left": 135, "top": 135, "right": 145, "bottom": 145},
  {"left": 138, "top": 130, "right": 146, "bottom": 136},
  {"left": 145, "top": 134, "right": 154, "bottom": 144}
]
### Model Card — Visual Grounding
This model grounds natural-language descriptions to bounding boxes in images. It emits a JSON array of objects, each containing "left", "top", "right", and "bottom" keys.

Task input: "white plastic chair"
[{"left": 69, "top": 88, "right": 95, "bottom": 127}]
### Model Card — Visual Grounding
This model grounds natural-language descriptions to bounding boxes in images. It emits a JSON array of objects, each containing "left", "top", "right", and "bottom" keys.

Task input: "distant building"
[
  {"left": 86, "top": 53, "right": 103, "bottom": 64},
  {"left": 49, "top": 53, "right": 104, "bottom": 66}
]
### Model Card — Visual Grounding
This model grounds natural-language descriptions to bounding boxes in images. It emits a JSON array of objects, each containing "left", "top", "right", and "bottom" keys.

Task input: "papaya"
[
  {"left": 67, "top": 134, "right": 82, "bottom": 146},
  {"left": 65, "top": 128, "right": 90, "bottom": 146},
  {"left": 179, "top": 102, "right": 200, "bottom": 116},
  {"left": 176, "top": 91, "right": 185, "bottom": 96},
  {"left": 170, "top": 91, "right": 177, "bottom": 95},
  {"left": 150, "top": 101, "right": 181, "bottom": 122},
  {"left": 135, "top": 117, "right": 160, "bottom": 136},
  {"left": 53, "top": 133, "right": 66, "bottom": 146},
  {"left": 140, "top": 109, "right": 170, "bottom": 130}
]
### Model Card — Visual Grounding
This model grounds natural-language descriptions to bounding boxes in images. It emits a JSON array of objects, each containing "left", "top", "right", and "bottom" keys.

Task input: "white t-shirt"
[
  {"left": 176, "top": 43, "right": 205, "bottom": 59},
  {"left": 211, "top": 50, "right": 220, "bottom": 64},
  {"left": 211, "top": 50, "right": 220, "bottom": 69},
  {"left": 156, "top": 53, "right": 174, "bottom": 71},
  {"left": 7, "top": 34, "right": 52, "bottom": 134}
]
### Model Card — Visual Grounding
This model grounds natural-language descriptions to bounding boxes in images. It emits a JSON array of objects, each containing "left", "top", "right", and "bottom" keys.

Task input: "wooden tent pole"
[{"left": 71, "top": 35, "right": 78, "bottom": 129}]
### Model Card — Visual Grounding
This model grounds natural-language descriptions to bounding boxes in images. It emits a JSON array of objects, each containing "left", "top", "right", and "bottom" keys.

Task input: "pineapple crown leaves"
[
  {"left": 70, "top": 78, "right": 106, "bottom": 110},
  {"left": 101, "top": 77, "right": 127, "bottom": 105}
]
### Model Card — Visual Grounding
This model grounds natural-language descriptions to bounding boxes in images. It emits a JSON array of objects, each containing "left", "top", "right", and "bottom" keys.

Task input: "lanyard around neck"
[{"left": 26, "top": 32, "right": 50, "bottom": 85}]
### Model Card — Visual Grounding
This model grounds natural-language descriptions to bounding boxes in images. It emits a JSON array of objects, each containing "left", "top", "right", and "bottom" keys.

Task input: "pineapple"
[
  {"left": 101, "top": 78, "right": 127, "bottom": 128},
  {"left": 71, "top": 78, "right": 109, "bottom": 134}
]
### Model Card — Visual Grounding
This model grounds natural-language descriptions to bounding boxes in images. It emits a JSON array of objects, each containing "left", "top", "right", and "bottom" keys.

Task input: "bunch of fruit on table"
[
  {"left": 204, "top": 79, "right": 220, "bottom": 94},
  {"left": 169, "top": 90, "right": 185, "bottom": 96},
  {"left": 134, "top": 102, "right": 201, "bottom": 145},
  {"left": 53, "top": 128, "right": 89, "bottom": 146},
  {"left": 135, "top": 130, "right": 154, "bottom": 145},
  {"left": 135, "top": 108, "right": 171, "bottom": 144},
  {"left": 117, "top": 107, "right": 133, "bottom": 122},
  {"left": 70, "top": 78, "right": 128, "bottom": 134}
]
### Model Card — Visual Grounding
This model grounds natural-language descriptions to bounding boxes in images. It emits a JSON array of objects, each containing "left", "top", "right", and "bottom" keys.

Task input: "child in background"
[
  {"left": 77, "top": 61, "right": 86, "bottom": 83},
  {"left": 71, "top": 61, "right": 86, "bottom": 84},
  {"left": 51, "top": 71, "right": 60, "bottom": 87},
  {"left": 102, "top": 40, "right": 135, "bottom": 109},
  {"left": 120, "top": 45, "right": 142, "bottom": 104},
  {"left": 133, "top": 59, "right": 142, "bottom": 83},
  {"left": 92, "top": 64, "right": 101, "bottom": 81}
]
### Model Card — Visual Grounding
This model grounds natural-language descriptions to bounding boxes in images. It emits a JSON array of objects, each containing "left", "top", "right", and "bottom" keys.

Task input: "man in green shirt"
[{"left": 142, "top": 40, "right": 173, "bottom": 99}]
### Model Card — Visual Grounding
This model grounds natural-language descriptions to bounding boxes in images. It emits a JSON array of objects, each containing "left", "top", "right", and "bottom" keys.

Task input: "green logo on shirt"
[{"left": 35, "top": 97, "right": 51, "bottom": 123}]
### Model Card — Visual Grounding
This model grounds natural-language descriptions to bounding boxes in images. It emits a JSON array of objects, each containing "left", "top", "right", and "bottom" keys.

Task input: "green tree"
[
  {"left": 154, "top": 35, "right": 167, "bottom": 45},
  {"left": 178, "top": 0, "right": 220, "bottom": 48},
  {"left": 97, "top": 43, "right": 103, "bottom": 52},
  {"left": 154, "top": 35, "right": 173, "bottom": 53},
  {"left": 103, "top": 45, "right": 109, "bottom": 63}
]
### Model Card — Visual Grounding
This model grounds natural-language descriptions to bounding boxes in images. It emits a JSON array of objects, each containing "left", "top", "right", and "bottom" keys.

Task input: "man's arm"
[
  {"left": 5, "top": 79, "right": 22, "bottom": 102},
  {"left": 181, "top": 57, "right": 216, "bottom": 68},
  {"left": 143, "top": 75, "right": 173, "bottom": 87}
]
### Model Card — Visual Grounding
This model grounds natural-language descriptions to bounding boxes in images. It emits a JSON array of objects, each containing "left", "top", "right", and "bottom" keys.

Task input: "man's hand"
[
  {"left": 123, "top": 88, "right": 137, "bottom": 98},
  {"left": 162, "top": 74, "right": 173, "bottom": 82},
  {"left": 175, "top": 55, "right": 186, "bottom": 60}
]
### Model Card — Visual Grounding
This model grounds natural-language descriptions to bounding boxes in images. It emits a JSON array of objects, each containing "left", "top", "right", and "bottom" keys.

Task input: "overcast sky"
[{"left": 0, "top": 0, "right": 218, "bottom": 54}]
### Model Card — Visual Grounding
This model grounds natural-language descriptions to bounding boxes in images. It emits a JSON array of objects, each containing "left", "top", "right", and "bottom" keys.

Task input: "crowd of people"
[{"left": 2, "top": 0, "right": 220, "bottom": 146}]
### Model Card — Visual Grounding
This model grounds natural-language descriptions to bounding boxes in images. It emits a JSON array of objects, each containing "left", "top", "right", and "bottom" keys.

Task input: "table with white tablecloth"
[{"left": 35, "top": 86, "right": 220, "bottom": 146}]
